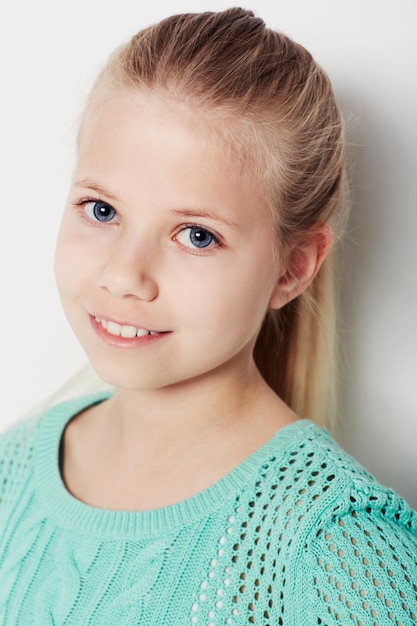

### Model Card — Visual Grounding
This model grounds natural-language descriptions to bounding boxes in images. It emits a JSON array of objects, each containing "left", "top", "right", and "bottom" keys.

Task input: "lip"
[{"left": 90, "top": 314, "right": 171, "bottom": 348}]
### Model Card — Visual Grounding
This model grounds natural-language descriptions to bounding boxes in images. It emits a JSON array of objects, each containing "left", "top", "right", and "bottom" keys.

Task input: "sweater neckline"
[{"left": 35, "top": 392, "right": 317, "bottom": 539}]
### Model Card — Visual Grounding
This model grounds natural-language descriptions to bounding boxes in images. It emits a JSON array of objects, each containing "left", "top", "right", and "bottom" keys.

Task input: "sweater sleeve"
[{"left": 291, "top": 498, "right": 417, "bottom": 625}]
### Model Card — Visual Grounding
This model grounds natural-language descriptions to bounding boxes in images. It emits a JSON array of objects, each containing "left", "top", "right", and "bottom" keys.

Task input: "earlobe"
[{"left": 268, "top": 224, "right": 333, "bottom": 310}]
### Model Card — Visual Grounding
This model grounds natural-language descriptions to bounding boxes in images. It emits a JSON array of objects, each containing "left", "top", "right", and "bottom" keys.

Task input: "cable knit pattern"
[{"left": 0, "top": 393, "right": 416, "bottom": 625}]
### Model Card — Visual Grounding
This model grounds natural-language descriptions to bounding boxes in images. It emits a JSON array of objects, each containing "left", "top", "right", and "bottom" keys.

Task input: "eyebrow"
[
  {"left": 74, "top": 179, "right": 239, "bottom": 229},
  {"left": 73, "top": 179, "right": 121, "bottom": 202},
  {"left": 170, "top": 208, "right": 239, "bottom": 230}
]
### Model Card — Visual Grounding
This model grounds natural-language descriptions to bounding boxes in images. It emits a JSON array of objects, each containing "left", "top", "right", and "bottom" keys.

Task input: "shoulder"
[
  {"left": 0, "top": 415, "right": 37, "bottom": 476},
  {"left": 0, "top": 392, "right": 111, "bottom": 501},
  {"left": 269, "top": 420, "right": 414, "bottom": 517},
  {"left": 0, "top": 392, "right": 111, "bottom": 453},
  {"left": 0, "top": 412, "right": 42, "bottom": 509},
  {"left": 271, "top": 420, "right": 417, "bottom": 550},
  {"left": 265, "top": 420, "right": 388, "bottom": 521},
  {"left": 273, "top": 421, "right": 417, "bottom": 624}
]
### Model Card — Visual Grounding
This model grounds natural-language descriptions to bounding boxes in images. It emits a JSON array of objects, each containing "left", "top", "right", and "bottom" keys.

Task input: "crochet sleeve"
[{"left": 291, "top": 499, "right": 417, "bottom": 625}]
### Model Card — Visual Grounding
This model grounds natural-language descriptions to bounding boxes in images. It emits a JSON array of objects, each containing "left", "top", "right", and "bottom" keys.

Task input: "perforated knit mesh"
[
  {"left": 187, "top": 448, "right": 417, "bottom": 625},
  {"left": 310, "top": 511, "right": 417, "bottom": 625},
  {"left": 0, "top": 395, "right": 416, "bottom": 625}
]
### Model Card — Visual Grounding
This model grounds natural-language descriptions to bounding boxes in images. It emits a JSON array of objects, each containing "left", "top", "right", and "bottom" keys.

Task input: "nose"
[{"left": 97, "top": 236, "right": 159, "bottom": 301}]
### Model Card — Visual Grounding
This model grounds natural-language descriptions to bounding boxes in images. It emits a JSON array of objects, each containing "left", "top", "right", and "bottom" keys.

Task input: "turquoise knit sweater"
[{"left": 0, "top": 393, "right": 416, "bottom": 625}]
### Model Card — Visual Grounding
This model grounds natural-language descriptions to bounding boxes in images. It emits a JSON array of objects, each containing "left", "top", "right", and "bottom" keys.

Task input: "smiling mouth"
[{"left": 94, "top": 316, "right": 162, "bottom": 338}]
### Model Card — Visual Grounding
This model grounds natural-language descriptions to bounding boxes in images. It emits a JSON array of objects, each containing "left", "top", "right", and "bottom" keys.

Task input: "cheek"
[
  {"left": 177, "top": 255, "right": 276, "bottom": 333},
  {"left": 54, "top": 228, "right": 89, "bottom": 298},
  {"left": 53, "top": 234, "right": 69, "bottom": 296}
]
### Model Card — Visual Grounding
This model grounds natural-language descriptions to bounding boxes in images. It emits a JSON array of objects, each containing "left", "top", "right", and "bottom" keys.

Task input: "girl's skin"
[{"left": 55, "top": 92, "right": 331, "bottom": 511}]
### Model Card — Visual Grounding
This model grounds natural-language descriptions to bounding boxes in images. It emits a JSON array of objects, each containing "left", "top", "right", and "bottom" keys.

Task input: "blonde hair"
[{"left": 86, "top": 8, "right": 348, "bottom": 429}]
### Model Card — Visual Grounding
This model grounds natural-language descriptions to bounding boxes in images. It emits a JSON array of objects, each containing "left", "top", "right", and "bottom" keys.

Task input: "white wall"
[{"left": 1, "top": 0, "right": 416, "bottom": 507}]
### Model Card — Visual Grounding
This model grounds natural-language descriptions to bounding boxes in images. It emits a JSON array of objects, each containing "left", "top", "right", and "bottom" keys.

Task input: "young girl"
[{"left": 1, "top": 8, "right": 416, "bottom": 625}]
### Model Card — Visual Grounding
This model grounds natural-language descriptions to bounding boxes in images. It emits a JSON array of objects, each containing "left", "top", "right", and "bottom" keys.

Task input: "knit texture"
[{"left": 0, "top": 393, "right": 416, "bottom": 625}]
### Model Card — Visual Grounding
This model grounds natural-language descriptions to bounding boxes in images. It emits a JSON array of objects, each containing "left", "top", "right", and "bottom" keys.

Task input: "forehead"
[
  {"left": 78, "top": 93, "right": 248, "bottom": 178},
  {"left": 78, "top": 92, "right": 231, "bottom": 172},
  {"left": 78, "top": 88, "right": 265, "bottom": 177},
  {"left": 74, "top": 92, "right": 274, "bottom": 229}
]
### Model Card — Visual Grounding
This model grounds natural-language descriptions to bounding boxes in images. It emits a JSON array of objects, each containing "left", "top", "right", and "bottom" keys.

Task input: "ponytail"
[{"left": 255, "top": 255, "right": 337, "bottom": 430}]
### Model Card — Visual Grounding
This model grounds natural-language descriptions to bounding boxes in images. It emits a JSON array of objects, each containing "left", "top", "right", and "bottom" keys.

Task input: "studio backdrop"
[{"left": 0, "top": 0, "right": 416, "bottom": 507}]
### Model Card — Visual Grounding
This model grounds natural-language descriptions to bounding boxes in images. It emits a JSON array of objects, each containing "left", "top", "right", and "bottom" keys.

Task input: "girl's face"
[{"left": 55, "top": 93, "right": 286, "bottom": 392}]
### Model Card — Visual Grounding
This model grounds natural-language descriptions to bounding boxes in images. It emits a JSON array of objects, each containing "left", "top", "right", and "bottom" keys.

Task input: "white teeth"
[
  {"left": 121, "top": 325, "right": 138, "bottom": 338},
  {"left": 95, "top": 316, "right": 155, "bottom": 338},
  {"left": 95, "top": 316, "right": 108, "bottom": 330},
  {"left": 107, "top": 321, "right": 122, "bottom": 336}
]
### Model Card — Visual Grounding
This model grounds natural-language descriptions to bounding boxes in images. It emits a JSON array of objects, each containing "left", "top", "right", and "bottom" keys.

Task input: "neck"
[
  {"left": 100, "top": 358, "right": 295, "bottom": 459},
  {"left": 62, "top": 358, "right": 297, "bottom": 510}
]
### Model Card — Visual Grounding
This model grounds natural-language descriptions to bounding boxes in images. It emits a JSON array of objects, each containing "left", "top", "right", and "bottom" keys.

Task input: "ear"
[{"left": 268, "top": 223, "right": 333, "bottom": 309}]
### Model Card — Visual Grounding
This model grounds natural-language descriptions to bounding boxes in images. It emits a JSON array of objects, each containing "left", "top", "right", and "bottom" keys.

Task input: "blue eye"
[
  {"left": 85, "top": 200, "right": 117, "bottom": 223},
  {"left": 177, "top": 226, "right": 216, "bottom": 249},
  {"left": 189, "top": 227, "right": 214, "bottom": 248}
]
